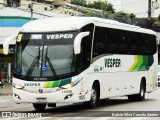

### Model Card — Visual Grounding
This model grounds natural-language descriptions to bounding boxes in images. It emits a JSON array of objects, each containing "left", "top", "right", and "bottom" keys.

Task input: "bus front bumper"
[{"left": 13, "top": 86, "right": 84, "bottom": 104}]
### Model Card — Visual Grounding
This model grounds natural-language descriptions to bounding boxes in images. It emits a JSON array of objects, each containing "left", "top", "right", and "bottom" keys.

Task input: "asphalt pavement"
[{"left": 0, "top": 82, "right": 12, "bottom": 96}]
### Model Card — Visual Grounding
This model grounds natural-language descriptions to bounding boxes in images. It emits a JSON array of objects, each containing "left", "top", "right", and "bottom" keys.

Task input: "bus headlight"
[
  {"left": 59, "top": 77, "right": 83, "bottom": 89},
  {"left": 13, "top": 84, "right": 24, "bottom": 89},
  {"left": 61, "top": 84, "right": 73, "bottom": 89}
]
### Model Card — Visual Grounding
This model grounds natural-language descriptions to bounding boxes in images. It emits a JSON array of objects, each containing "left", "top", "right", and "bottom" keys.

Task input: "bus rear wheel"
[
  {"left": 33, "top": 103, "right": 46, "bottom": 111},
  {"left": 136, "top": 81, "right": 145, "bottom": 101},
  {"left": 85, "top": 84, "right": 98, "bottom": 108},
  {"left": 128, "top": 81, "right": 145, "bottom": 101}
]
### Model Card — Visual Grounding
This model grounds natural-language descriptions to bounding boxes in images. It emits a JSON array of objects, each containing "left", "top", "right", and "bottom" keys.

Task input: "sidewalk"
[{"left": 0, "top": 82, "right": 12, "bottom": 96}]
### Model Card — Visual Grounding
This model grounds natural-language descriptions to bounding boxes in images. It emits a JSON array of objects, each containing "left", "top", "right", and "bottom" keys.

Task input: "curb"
[{"left": 0, "top": 93, "right": 12, "bottom": 96}]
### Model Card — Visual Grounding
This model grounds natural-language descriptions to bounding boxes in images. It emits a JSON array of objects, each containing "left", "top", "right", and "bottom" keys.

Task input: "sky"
[
  {"left": 106, "top": 0, "right": 160, "bottom": 18},
  {"left": 107, "top": 0, "right": 123, "bottom": 11}
]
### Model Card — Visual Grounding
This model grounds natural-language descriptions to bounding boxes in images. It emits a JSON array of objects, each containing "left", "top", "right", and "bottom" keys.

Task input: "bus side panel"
[
  {"left": 88, "top": 54, "right": 158, "bottom": 100},
  {"left": 88, "top": 55, "right": 137, "bottom": 99}
]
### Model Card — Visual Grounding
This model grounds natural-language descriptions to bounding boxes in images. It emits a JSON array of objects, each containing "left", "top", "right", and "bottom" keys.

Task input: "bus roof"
[{"left": 20, "top": 17, "right": 156, "bottom": 35}]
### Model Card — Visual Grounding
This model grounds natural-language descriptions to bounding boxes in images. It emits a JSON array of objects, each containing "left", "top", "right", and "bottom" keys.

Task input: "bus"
[{"left": 3, "top": 17, "right": 158, "bottom": 111}]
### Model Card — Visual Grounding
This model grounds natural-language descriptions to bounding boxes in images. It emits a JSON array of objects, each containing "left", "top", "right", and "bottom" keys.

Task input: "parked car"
[
  {"left": 0, "top": 73, "right": 4, "bottom": 88},
  {"left": 158, "top": 67, "right": 160, "bottom": 87},
  {"left": 158, "top": 74, "right": 160, "bottom": 87}
]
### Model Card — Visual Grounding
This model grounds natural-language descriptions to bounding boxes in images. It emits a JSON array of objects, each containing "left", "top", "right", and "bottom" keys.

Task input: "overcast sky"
[
  {"left": 107, "top": 0, "right": 123, "bottom": 11},
  {"left": 107, "top": 0, "right": 160, "bottom": 18}
]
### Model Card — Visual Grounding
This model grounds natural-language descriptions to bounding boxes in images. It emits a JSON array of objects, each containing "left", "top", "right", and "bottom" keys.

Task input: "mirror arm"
[
  {"left": 3, "top": 35, "right": 17, "bottom": 55},
  {"left": 74, "top": 32, "right": 90, "bottom": 54}
]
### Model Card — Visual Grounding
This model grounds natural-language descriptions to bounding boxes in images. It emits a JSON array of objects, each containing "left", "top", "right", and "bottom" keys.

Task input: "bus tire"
[
  {"left": 135, "top": 81, "right": 146, "bottom": 101},
  {"left": 128, "top": 81, "right": 145, "bottom": 101},
  {"left": 85, "top": 84, "right": 98, "bottom": 108},
  {"left": 33, "top": 103, "right": 46, "bottom": 111}
]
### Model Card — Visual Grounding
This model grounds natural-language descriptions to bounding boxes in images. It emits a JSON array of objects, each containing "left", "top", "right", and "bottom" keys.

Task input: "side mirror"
[
  {"left": 74, "top": 32, "right": 90, "bottom": 54},
  {"left": 3, "top": 35, "right": 17, "bottom": 55}
]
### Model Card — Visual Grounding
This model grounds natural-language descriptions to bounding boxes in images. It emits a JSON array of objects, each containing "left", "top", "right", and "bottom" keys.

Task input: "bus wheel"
[
  {"left": 136, "top": 81, "right": 145, "bottom": 101},
  {"left": 85, "top": 84, "right": 98, "bottom": 108},
  {"left": 128, "top": 81, "right": 145, "bottom": 101},
  {"left": 33, "top": 103, "right": 46, "bottom": 111}
]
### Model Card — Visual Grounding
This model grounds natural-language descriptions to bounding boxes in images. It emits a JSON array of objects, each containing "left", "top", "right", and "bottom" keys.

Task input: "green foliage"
[
  {"left": 114, "top": 11, "right": 129, "bottom": 17},
  {"left": 88, "top": 1, "right": 114, "bottom": 13},
  {"left": 82, "top": 11, "right": 105, "bottom": 18},
  {"left": 71, "top": 0, "right": 86, "bottom": 6},
  {"left": 71, "top": 0, "right": 131, "bottom": 23},
  {"left": 113, "top": 11, "right": 130, "bottom": 23},
  {"left": 71, "top": 0, "right": 115, "bottom": 13}
]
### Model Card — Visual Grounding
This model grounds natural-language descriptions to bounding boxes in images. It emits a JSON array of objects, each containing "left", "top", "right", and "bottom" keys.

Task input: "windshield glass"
[{"left": 14, "top": 31, "right": 78, "bottom": 80}]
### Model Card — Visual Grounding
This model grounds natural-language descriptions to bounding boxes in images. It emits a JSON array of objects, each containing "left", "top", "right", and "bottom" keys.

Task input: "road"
[{"left": 0, "top": 88, "right": 160, "bottom": 120}]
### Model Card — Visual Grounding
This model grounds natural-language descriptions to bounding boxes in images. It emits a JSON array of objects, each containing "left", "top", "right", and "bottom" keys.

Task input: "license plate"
[{"left": 36, "top": 98, "right": 47, "bottom": 103}]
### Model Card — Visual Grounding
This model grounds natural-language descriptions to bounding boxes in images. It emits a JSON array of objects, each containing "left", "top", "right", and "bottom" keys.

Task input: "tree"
[
  {"left": 71, "top": 0, "right": 86, "bottom": 6},
  {"left": 153, "top": 14, "right": 160, "bottom": 27},
  {"left": 113, "top": 11, "right": 130, "bottom": 23},
  {"left": 71, "top": 0, "right": 115, "bottom": 13}
]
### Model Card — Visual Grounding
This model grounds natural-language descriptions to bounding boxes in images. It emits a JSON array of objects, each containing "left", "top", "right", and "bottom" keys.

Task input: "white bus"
[{"left": 3, "top": 17, "right": 158, "bottom": 111}]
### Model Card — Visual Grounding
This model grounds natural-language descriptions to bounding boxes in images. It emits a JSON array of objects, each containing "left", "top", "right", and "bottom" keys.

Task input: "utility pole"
[
  {"left": 148, "top": 0, "right": 152, "bottom": 28},
  {"left": 31, "top": 2, "right": 33, "bottom": 21},
  {"left": 28, "top": 2, "right": 34, "bottom": 20}
]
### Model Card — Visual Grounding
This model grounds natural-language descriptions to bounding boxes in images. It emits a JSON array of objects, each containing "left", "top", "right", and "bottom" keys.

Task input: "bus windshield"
[{"left": 13, "top": 31, "right": 78, "bottom": 80}]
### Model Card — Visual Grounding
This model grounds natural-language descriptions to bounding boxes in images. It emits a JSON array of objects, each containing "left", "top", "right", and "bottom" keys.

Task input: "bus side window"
[
  {"left": 119, "top": 44, "right": 127, "bottom": 53},
  {"left": 107, "top": 44, "right": 116, "bottom": 53},
  {"left": 140, "top": 46, "right": 147, "bottom": 54},
  {"left": 93, "top": 27, "right": 106, "bottom": 57},
  {"left": 146, "top": 35, "right": 157, "bottom": 55},
  {"left": 130, "top": 46, "right": 137, "bottom": 54}
]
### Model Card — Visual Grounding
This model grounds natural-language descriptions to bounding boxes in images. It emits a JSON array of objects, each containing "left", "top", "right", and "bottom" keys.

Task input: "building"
[{"left": 0, "top": 8, "right": 32, "bottom": 81}]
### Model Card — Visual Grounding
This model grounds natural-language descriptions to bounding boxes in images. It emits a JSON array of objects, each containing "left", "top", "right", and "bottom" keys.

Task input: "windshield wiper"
[
  {"left": 26, "top": 56, "right": 39, "bottom": 76},
  {"left": 46, "top": 57, "right": 57, "bottom": 77},
  {"left": 26, "top": 47, "right": 40, "bottom": 76},
  {"left": 44, "top": 47, "right": 57, "bottom": 77}
]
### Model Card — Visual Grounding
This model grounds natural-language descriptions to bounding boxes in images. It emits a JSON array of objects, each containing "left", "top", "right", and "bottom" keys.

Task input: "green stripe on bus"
[
  {"left": 146, "top": 56, "right": 154, "bottom": 70},
  {"left": 45, "top": 81, "right": 54, "bottom": 88},
  {"left": 129, "top": 55, "right": 154, "bottom": 71},
  {"left": 132, "top": 55, "right": 143, "bottom": 71},
  {"left": 59, "top": 78, "right": 72, "bottom": 86},
  {"left": 52, "top": 81, "right": 60, "bottom": 87},
  {"left": 43, "top": 78, "right": 72, "bottom": 88},
  {"left": 140, "top": 56, "right": 148, "bottom": 70}
]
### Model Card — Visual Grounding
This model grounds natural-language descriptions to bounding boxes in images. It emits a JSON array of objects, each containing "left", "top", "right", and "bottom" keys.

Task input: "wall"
[{"left": 0, "top": 16, "right": 31, "bottom": 45}]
